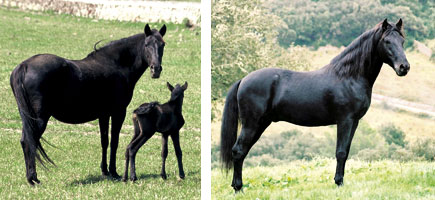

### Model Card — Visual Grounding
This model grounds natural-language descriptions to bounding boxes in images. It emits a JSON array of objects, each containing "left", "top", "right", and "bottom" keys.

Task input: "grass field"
[
  {"left": 0, "top": 7, "right": 200, "bottom": 199},
  {"left": 212, "top": 158, "right": 435, "bottom": 199}
]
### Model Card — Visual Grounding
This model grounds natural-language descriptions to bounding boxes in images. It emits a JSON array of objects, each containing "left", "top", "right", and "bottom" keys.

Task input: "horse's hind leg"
[
  {"left": 232, "top": 120, "right": 271, "bottom": 192},
  {"left": 20, "top": 113, "right": 48, "bottom": 185},
  {"left": 160, "top": 134, "right": 169, "bottom": 180},
  {"left": 123, "top": 115, "right": 141, "bottom": 182},
  {"left": 125, "top": 118, "right": 155, "bottom": 181}
]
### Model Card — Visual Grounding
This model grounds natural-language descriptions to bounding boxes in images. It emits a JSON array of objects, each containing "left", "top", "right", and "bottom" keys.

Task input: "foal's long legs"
[
  {"left": 122, "top": 116, "right": 141, "bottom": 182},
  {"left": 99, "top": 116, "right": 110, "bottom": 176},
  {"left": 232, "top": 120, "right": 271, "bottom": 191},
  {"left": 171, "top": 132, "right": 185, "bottom": 179},
  {"left": 123, "top": 118, "right": 156, "bottom": 181},
  {"left": 160, "top": 134, "right": 169, "bottom": 179},
  {"left": 334, "top": 119, "right": 359, "bottom": 186}
]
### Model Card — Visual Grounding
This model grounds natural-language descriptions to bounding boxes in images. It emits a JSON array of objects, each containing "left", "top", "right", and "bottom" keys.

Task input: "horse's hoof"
[
  {"left": 102, "top": 170, "right": 110, "bottom": 176},
  {"left": 161, "top": 174, "right": 167, "bottom": 180},
  {"left": 334, "top": 178, "right": 344, "bottom": 186},
  {"left": 109, "top": 172, "right": 121, "bottom": 179},
  {"left": 130, "top": 176, "right": 137, "bottom": 182},
  {"left": 122, "top": 177, "right": 128, "bottom": 182},
  {"left": 179, "top": 174, "right": 185, "bottom": 179}
]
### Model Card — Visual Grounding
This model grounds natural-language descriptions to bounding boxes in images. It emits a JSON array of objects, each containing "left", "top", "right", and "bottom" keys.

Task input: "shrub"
[{"left": 380, "top": 123, "right": 407, "bottom": 147}]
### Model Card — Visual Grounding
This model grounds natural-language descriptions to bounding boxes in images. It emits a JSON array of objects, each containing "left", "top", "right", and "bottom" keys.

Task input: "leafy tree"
[{"left": 212, "top": 0, "right": 309, "bottom": 99}]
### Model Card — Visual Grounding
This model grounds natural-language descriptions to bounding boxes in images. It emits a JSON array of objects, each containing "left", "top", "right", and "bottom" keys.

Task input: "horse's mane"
[
  {"left": 86, "top": 33, "right": 145, "bottom": 58},
  {"left": 327, "top": 23, "right": 384, "bottom": 78}
]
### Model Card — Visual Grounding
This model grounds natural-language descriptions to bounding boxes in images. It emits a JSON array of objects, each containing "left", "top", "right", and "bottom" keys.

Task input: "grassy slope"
[
  {"left": 0, "top": 7, "right": 200, "bottom": 199},
  {"left": 212, "top": 158, "right": 435, "bottom": 199}
]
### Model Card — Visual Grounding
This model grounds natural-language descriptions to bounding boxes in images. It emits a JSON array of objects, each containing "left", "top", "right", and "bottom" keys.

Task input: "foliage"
[
  {"left": 0, "top": 8, "right": 200, "bottom": 199},
  {"left": 211, "top": 121, "right": 434, "bottom": 168},
  {"left": 266, "top": 0, "right": 433, "bottom": 49},
  {"left": 380, "top": 123, "right": 407, "bottom": 147},
  {"left": 211, "top": 0, "right": 309, "bottom": 99}
]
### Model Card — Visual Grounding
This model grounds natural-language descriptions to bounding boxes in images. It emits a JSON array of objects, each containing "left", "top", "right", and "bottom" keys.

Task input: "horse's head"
[
  {"left": 143, "top": 24, "right": 166, "bottom": 79},
  {"left": 377, "top": 18, "right": 410, "bottom": 76},
  {"left": 167, "top": 82, "right": 188, "bottom": 102}
]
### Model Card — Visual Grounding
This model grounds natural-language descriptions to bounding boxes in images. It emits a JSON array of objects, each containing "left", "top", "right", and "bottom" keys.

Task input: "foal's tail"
[
  {"left": 10, "top": 63, "right": 55, "bottom": 168},
  {"left": 220, "top": 80, "right": 241, "bottom": 171}
]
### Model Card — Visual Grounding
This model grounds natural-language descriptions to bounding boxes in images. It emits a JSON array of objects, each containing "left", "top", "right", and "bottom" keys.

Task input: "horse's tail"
[
  {"left": 220, "top": 80, "right": 241, "bottom": 171},
  {"left": 10, "top": 63, "right": 55, "bottom": 168}
]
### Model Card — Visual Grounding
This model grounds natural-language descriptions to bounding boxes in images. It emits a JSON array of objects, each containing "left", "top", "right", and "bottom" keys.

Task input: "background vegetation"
[
  {"left": 212, "top": 0, "right": 434, "bottom": 199},
  {"left": 0, "top": 7, "right": 200, "bottom": 199},
  {"left": 268, "top": 0, "right": 434, "bottom": 49}
]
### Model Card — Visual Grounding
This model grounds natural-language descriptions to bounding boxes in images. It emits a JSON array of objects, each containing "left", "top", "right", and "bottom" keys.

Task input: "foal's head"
[
  {"left": 377, "top": 19, "right": 410, "bottom": 76},
  {"left": 167, "top": 82, "right": 188, "bottom": 103},
  {"left": 143, "top": 24, "right": 166, "bottom": 79}
]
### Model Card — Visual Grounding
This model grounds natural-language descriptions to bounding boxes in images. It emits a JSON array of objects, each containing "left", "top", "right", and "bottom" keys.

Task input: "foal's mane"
[{"left": 327, "top": 23, "right": 384, "bottom": 78}]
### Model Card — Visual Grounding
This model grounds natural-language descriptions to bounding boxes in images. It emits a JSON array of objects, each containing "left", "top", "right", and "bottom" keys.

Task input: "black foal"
[{"left": 123, "top": 82, "right": 188, "bottom": 182}]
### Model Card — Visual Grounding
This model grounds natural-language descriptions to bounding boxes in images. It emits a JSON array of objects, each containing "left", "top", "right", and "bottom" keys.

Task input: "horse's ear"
[
  {"left": 382, "top": 18, "right": 389, "bottom": 31},
  {"left": 182, "top": 81, "right": 188, "bottom": 90},
  {"left": 144, "top": 24, "right": 152, "bottom": 37},
  {"left": 396, "top": 18, "right": 403, "bottom": 31},
  {"left": 159, "top": 24, "right": 166, "bottom": 37},
  {"left": 167, "top": 82, "right": 174, "bottom": 91}
]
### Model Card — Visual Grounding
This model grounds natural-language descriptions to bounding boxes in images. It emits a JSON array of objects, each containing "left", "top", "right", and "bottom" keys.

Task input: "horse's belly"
[
  {"left": 271, "top": 102, "right": 336, "bottom": 127},
  {"left": 51, "top": 107, "right": 99, "bottom": 124}
]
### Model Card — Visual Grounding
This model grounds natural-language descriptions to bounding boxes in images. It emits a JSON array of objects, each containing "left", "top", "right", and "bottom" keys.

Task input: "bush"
[
  {"left": 380, "top": 123, "right": 407, "bottom": 147},
  {"left": 410, "top": 138, "right": 435, "bottom": 161},
  {"left": 210, "top": 121, "right": 434, "bottom": 169}
]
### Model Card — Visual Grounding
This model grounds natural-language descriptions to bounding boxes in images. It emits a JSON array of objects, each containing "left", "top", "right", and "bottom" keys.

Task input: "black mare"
[
  {"left": 10, "top": 24, "right": 167, "bottom": 185},
  {"left": 123, "top": 82, "right": 187, "bottom": 182},
  {"left": 220, "top": 19, "right": 410, "bottom": 191}
]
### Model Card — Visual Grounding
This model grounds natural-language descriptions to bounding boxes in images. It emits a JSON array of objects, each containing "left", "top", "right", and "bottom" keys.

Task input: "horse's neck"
[
  {"left": 96, "top": 36, "right": 147, "bottom": 85},
  {"left": 328, "top": 30, "right": 383, "bottom": 88},
  {"left": 168, "top": 99, "right": 183, "bottom": 114}
]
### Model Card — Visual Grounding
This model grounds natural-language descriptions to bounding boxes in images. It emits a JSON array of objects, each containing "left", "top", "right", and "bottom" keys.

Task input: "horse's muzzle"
[
  {"left": 150, "top": 65, "right": 162, "bottom": 79},
  {"left": 395, "top": 62, "right": 410, "bottom": 76}
]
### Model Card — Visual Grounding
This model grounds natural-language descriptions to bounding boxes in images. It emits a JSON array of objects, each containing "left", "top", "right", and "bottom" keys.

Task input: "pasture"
[
  {"left": 0, "top": 7, "right": 200, "bottom": 199},
  {"left": 212, "top": 158, "right": 434, "bottom": 199}
]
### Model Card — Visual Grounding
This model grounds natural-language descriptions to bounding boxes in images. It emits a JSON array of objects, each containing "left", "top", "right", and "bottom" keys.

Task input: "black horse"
[
  {"left": 10, "top": 24, "right": 167, "bottom": 185},
  {"left": 123, "top": 82, "right": 187, "bottom": 182},
  {"left": 220, "top": 19, "right": 410, "bottom": 191}
]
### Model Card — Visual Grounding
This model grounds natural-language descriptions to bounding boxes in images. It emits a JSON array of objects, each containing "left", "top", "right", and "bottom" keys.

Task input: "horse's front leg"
[
  {"left": 99, "top": 116, "right": 110, "bottom": 176},
  {"left": 334, "top": 118, "right": 359, "bottom": 186},
  {"left": 160, "top": 134, "right": 169, "bottom": 179},
  {"left": 109, "top": 111, "right": 126, "bottom": 179},
  {"left": 170, "top": 132, "right": 185, "bottom": 179}
]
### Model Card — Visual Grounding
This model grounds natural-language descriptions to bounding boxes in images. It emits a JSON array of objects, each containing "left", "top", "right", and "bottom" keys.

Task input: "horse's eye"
[{"left": 385, "top": 40, "right": 391, "bottom": 44}]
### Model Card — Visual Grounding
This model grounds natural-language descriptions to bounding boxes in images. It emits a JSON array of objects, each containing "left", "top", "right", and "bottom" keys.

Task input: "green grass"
[
  {"left": 212, "top": 158, "right": 435, "bottom": 199},
  {"left": 0, "top": 7, "right": 200, "bottom": 199}
]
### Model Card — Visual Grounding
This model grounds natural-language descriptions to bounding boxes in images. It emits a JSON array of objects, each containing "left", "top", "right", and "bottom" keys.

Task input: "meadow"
[
  {"left": 212, "top": 158, "right": 434, "bottom": 199},
  {"left": 0, "top": 7, "right": 200, "bottom": 199}
]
